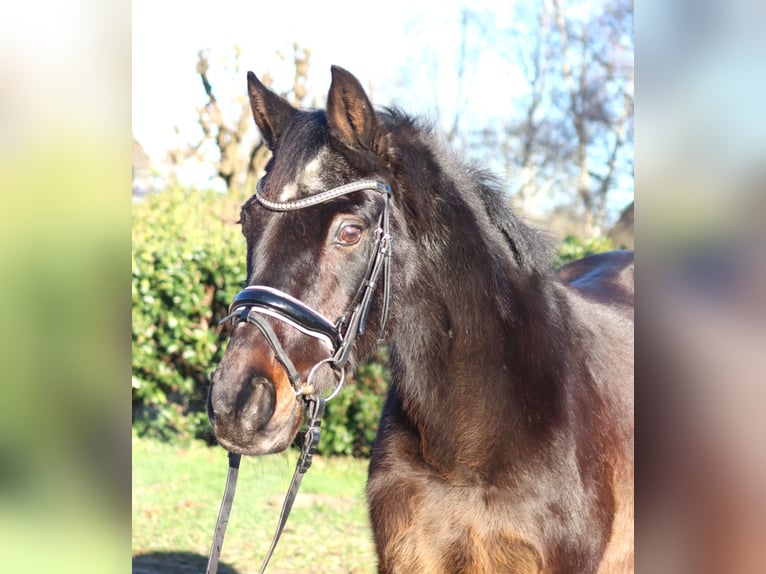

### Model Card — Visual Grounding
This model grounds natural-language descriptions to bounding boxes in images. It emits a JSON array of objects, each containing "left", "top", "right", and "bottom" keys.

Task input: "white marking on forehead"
[
  {"left": 303, "top": 153, "right": 324, "bottom": 182},
  {"left": 277, "top": 149, "right": 328, "bottom": 202},
  {"left": 278, "top": 182, "right": 298, "bottom": 202}
]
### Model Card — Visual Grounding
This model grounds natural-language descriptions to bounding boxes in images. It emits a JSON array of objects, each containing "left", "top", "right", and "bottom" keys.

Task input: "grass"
[{"left": 133, "top": 436, "right": 377, "bottom": 573}]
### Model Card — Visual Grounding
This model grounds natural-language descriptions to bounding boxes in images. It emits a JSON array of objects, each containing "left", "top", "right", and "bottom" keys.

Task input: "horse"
[{"left": 207, "top": 65, "right": 634, "bottom": 573}]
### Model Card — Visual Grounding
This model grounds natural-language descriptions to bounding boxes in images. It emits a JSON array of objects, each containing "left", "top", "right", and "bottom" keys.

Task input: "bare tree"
[
  {"left": 551, "top": 0, "right": 634, "bottom": 236},
  {"left": 500, "top": 0, "right": 562, "bottom": 215},
  {"left": 446, "top": 9, "right": 470, "bottom": 145},
  {"left": 421, "top": 1, "right": 633, "bottom": 236},
  {"left": 169, "top": 44, "right": 313, "bottom": 198}
]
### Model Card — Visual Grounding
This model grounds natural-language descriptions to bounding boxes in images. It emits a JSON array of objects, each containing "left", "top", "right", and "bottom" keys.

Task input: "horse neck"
[{"left": 386, "top": 170, "right": 570, "bottom": 478}]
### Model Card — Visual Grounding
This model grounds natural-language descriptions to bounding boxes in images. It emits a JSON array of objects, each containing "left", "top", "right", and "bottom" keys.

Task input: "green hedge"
[
  {"left": 132, "top": 188, "right": 618, "bottom": 455},
  {"left": 132, "top": 187, "right": 244, "bottom": 442},
  {"left": 554, "top": 234, "right": 616, "bottom": 267}
]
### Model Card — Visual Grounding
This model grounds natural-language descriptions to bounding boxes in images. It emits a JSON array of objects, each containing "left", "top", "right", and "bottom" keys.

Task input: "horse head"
[{"left": 208, "top": 67, "right": 395, "bottom": 455}]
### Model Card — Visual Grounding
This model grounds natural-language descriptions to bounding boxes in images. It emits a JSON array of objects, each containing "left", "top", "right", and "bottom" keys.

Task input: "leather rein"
[{"left": 205, "top": 179, "right": 392, "bottom": 574}]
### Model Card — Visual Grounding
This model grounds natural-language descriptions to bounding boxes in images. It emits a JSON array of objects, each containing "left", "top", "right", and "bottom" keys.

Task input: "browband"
[{"left": 253, "top": 179, "right": 390, "bottom": 211}]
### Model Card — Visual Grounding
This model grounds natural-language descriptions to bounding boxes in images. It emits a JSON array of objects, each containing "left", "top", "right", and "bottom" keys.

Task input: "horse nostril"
[
  {"left": 207, "top": 377, "right": 220, "bottom": 424},
  {"left": 208, "top": 370, "right": 277, "bottom": 435},
  {"left": 239, "top": 375, "right": 276, "bottom": 432}
]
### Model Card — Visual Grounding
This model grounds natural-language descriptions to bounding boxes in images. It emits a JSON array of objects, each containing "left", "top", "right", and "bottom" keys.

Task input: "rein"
[{"left": 206, "top": 179, "right": 392, "bottom": 574}]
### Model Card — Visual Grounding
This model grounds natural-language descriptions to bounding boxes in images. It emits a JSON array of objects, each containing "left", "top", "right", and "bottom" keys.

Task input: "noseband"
[{"left": 206, "top": 179, "right": 393, "bottom": 574}]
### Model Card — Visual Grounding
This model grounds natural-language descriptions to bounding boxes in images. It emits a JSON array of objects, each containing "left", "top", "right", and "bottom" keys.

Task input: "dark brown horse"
[{"left": 208, "top": 66, "right": 634, "bottom": 573}]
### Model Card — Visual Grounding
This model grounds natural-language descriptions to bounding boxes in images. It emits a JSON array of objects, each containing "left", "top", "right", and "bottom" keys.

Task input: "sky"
[
  {"left": 132, "top": 0, "right": 539, "bottom": 186},
  {"left": 131, "top": 0, "right": 632, "bottom": 217}
]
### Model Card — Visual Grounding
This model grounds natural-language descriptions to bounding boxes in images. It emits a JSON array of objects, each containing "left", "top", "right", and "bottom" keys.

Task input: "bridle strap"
[
  {"left": 334, "top": 222, "right": 391, "bottom": 366},
  {"left": 205, "top": 452, "right": 241, "bottom": 574},
  {"left": 346, "top": 189, "right": 392, "bottom": 342},
  {"left": 241, "top": 311, "right": 302, "bottom": 391},
  {"left": 258, "top": 395, "right": 324, "bottom": 574},
  {"left": 205, "top": 396, "right": 325, "bottom": 574},
  {"left": 378, "top": 190, "right": 393, "bottom": 342}
]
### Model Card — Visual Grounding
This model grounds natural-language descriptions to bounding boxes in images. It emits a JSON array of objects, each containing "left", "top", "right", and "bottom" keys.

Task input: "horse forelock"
[{"left": 259, "top": 111, "right": 334, "bottom": 202}]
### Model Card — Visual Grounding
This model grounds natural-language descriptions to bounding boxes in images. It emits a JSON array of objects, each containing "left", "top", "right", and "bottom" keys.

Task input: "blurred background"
[
  {"left": 638, "top": 0, "right": 766, "bottom": 571},
  {"left": 0, "top": 0, "right": 764, "bottom": 571},
  {"left": 1, "top": 0, "right": 129, "bottom": 570}
]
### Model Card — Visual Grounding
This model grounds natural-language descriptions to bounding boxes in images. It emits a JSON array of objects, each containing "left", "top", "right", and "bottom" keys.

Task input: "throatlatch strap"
[{"left": 206, "top": 452, "right": 241, "bottom": 574}]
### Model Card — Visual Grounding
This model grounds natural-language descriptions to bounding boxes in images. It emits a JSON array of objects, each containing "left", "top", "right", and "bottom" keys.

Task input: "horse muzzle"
[{"left": 207, "top": 334, "right": 305, "bottom": 455}]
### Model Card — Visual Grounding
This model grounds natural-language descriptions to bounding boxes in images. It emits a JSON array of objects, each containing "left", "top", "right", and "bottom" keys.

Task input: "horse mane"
[{"left": 378, "top": 106, "right": 556, "bottom": 274}]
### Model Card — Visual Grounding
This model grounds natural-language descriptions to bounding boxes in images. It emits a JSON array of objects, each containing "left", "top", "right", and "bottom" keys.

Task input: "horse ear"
[
  {"left": 327, "top": 66, "right": 383, "bottom": 152},
  {"left": 247, "top": 71, "right": 296, "bottom": 150}
]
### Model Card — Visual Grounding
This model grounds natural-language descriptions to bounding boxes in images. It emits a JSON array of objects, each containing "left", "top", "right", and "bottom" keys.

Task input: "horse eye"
[{"left": 337, "top": 224, "right": 363, "bottom": 246}]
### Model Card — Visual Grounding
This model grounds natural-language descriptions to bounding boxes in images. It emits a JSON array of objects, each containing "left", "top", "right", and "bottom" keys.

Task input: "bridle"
[
  {"left": 225, "top": 179, "right": 393, "bottom": 397},
  {"left": 206, "top": 178, "right": 393, "bottom": 574}
]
